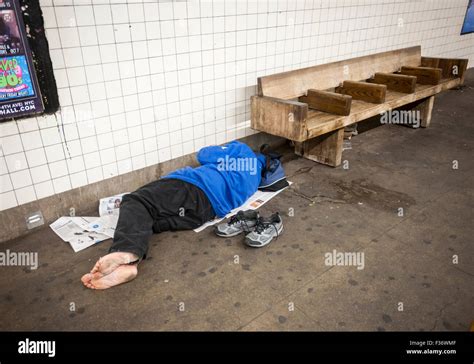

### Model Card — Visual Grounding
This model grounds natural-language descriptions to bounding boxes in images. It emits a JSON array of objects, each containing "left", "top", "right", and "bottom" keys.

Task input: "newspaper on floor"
[
  {"left": 99, "top": 193, "right": 128, "bottom": 217},
  {"left": 193, "top": 182, "right": 292, "bottom": 233},
  {"left": 50, "top": 216, "right": 111, "bottom": 253},
  {"left": 50, "top": 192, "right": 127, "bottom": 252},
  {"left": 86, "top": 214, "right": 119, "bottom": 238}
]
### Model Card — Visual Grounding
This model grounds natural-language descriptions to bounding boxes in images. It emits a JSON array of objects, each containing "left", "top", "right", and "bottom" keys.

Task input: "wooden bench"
[{"left": 251, "top": 46, "right": 468, "bottom": 167}]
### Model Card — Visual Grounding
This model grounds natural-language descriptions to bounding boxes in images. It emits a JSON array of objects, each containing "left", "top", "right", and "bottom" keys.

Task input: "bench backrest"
[{"left": 258, "top": 46, "right": 422, "bottom": 100}]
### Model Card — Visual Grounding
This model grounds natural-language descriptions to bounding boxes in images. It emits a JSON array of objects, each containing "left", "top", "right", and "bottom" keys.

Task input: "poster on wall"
[
  {"left": 0, "top": 0, "right": 43, "bottom": 121},
  {"left": 461, "top": 0, "right": 474, "bottom": 35}
]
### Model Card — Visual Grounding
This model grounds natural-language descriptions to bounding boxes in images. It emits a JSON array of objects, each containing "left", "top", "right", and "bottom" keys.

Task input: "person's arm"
[
  {"left": 197, "top": 141, "right": 243, "bottom": 165},
  {"left": 196, "top": 145, "right": 226, "bottom": 165}
]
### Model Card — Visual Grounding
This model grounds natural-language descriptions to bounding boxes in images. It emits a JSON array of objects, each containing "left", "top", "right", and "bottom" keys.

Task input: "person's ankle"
[
  {"left": 114, "top": 251, "right": 140, "bottom": 265},
  {"left": 125, "top": 253, "right": 140, "bottom": 264}
]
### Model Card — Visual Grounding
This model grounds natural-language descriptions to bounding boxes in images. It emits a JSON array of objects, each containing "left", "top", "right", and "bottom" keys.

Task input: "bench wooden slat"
[
  {"left": 421, "top": 57, "right": 469, "bottom": 84},
  {"left": 400, "top": 66, "right": 442, "bottom": 85},
  {"left": 370, "top": 73, "right": 417, "bottom": 93},
  {"left": 305, "top": 77, "right": 461, "bottom": 138},
  {"left": 335, "top": 80, "right": 387, "bottom": 104},
  {"left": 299, "top": 89, "right": 352, "bottom": 116}
]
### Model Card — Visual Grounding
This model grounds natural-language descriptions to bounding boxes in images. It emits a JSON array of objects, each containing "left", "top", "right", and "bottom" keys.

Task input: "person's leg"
[
  {"left": 82, "top": 181, "right": 164, "bottom": 289},
  {"left": 105, "top": 178, "right": 199, "bottom": 258},
  {"left": 153, "top": 180, "right": 215, "bottom": 232},
  {"left": 109, "top": 193, "right": 156, "bottom": 259},
  {"left": 82, "top": 179, "right": 215, "bottom": 289}
]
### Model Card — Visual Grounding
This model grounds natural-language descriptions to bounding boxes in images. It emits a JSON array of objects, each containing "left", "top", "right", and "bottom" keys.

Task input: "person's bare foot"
[
  {"left": 81, "top": 251, "right": 139, "bottom": 290},
  {"left": 90, "top": 252, "right": 138, "bottom": 277},
  {"left": 82, "top": 264, "right": 138, "bottom": 290}
]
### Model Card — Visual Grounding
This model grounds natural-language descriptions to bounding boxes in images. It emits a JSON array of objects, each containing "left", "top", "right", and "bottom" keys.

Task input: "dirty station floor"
[{"left": 1, "top": 71, "right": 473, "bottom": 331}]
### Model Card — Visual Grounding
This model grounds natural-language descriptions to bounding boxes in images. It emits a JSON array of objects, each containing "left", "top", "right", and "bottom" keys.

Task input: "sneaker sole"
[
  {"left": 214, "top": 229, "right": 245, "bottom": 238},
  {"left": 245, "top": 225, "right": 283, "bottom": 248}
]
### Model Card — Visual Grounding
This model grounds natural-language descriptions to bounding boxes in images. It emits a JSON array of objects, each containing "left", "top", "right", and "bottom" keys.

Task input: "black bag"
[{"left": 258, "top": 144, "right": 289, "bottom": 192}]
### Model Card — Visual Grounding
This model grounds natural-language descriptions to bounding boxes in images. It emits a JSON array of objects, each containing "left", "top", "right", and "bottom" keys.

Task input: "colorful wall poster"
[
  {"left": 0, "top": 0, "right": 43, "bottom": 120},
  {"left": 0, "top": 55, "right": 35, "bottom": 99}
]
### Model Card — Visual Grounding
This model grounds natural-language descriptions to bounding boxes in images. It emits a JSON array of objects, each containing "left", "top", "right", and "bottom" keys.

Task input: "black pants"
[{"left": 109, "top": 178, "right": 215, "bottom": 259}]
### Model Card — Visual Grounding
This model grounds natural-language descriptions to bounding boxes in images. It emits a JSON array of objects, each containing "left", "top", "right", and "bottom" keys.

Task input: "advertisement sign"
[{"left": 0, "top": 0, "right": 43, "bottom": 120}]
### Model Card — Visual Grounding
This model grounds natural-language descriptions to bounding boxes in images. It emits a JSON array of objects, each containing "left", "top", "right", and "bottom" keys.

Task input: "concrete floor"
[{"left": 1, "top": 70, "right": 473, "bottom": 332}]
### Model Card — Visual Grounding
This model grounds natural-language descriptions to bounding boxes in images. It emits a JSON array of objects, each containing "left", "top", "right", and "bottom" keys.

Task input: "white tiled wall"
[{"left": 1, "top": 0, "right": 473, "bottom": 211}]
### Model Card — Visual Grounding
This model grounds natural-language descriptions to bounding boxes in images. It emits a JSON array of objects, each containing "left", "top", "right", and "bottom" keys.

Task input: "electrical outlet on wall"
[{"left": 25, "top": 211, "right": 44, "bottom": 230}]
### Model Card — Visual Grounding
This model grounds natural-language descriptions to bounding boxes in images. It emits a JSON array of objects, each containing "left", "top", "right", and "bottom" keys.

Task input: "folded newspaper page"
[
  {"left": 99, "top": 193, "right": 128, "bottom": 217},
  {"left": 50, "top": 216, "right": 111, "bottom": 253},
  {"left": 50, "top": 193, "right": 128, "bottom": 252}
]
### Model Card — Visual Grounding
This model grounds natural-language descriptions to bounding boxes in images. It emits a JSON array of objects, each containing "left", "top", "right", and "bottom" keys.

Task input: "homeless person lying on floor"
[{"left": 81, "top": 141, "right": 287, "bottom": 290}]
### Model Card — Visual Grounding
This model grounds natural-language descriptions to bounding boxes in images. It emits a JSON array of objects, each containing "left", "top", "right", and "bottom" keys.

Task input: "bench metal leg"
[
  {"left": 415, "top": 95, "right": 435, "bottom": 128},
  {"left": 294, "top": 128, "right": 344, "bottom": 167}
]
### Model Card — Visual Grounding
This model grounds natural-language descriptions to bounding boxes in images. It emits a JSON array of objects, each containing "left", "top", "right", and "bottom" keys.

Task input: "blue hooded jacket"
[{"left": 163, "top": 141, "right": 266, "bottom": 217}]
